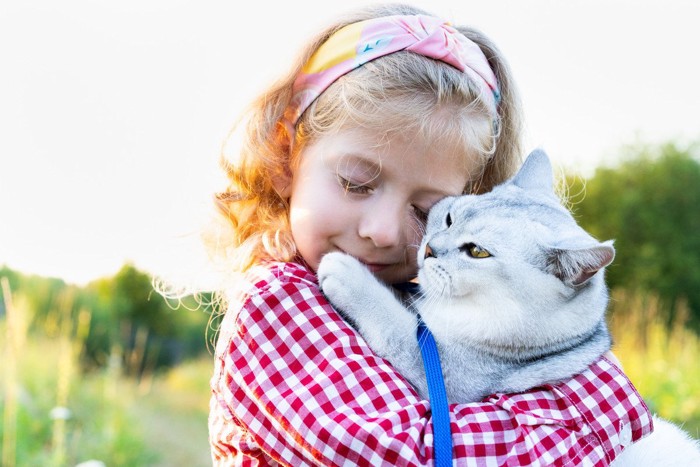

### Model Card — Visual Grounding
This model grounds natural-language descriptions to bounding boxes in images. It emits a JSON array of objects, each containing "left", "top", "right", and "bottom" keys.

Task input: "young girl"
[{"left": 206, "top": 3, "right": 652, "bottom": 465}]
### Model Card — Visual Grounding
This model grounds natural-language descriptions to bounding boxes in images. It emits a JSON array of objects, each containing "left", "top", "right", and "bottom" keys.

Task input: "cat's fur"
[{"left": 318, "top": 149, "right": 700, "bottom": 464}]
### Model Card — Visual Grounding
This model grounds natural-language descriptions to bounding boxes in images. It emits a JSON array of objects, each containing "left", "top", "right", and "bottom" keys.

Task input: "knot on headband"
[{"left": 283, "top": 14, "right": 501, "bottom": 130}]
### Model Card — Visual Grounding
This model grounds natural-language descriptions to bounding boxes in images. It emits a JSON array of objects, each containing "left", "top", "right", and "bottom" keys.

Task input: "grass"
[
  {"left": 609, "top": 289, "right": 700, "bottom": 439},
  {"left": 0, "top": 280, "right": 211, "bottom": 466},
  {"left": 128, "top": 359, "right": 211, "bottom": 467},
  {"left": 0, "top": 327, "right": 212, "bottom": 466},
  {"left": 1, "top": 324, "right": 156, "bottom": 465}
]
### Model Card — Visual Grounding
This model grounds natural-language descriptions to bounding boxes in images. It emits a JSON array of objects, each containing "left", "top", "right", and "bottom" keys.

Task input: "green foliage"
[
  {"left": 567, "top": 141, "right": 700, "bottom": 328},
  {"left": 0, "top": 266, "right": 68, "bottom": 329},
  {"left": 0, "top": 290, "right": 159, "bottom": 466},
  {"left": 1, "top": 263, "right": 214, "bottom": 375}
]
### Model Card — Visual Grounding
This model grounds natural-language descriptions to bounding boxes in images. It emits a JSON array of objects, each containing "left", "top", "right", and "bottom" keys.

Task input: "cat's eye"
[
  {"left": 461, "top": 242, "right": 491, "bottom": 258},
  {"left": 446, "top": 213, "right": 452, "bottom": 227}
]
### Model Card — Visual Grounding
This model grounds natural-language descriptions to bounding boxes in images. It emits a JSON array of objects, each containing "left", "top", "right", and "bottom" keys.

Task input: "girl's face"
[{"left": 284, "top": 127, "right": 475, "bottom": 284}]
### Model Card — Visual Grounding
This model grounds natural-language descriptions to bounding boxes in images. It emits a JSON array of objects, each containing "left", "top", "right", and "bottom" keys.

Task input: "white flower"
[
  {"left": 75, "top": 461, "right": 106, "bottom": 467},
  {"left": 49, "top": 406, "right": 72, "bottom": 420}
]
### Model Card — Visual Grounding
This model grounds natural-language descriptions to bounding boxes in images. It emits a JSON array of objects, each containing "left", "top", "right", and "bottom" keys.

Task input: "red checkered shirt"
[{"left": 209, "top": 261, "right": 653, "bottom": 466}]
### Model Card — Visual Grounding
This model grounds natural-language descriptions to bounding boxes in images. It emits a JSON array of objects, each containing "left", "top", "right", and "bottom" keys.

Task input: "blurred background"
[{"left": 1, "top": 0, "right": 699, "bottom": 465}]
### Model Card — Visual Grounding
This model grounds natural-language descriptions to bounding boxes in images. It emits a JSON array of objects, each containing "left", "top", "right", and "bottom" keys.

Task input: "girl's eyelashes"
[
  {"left": 337, "top": 175, "right": 373, "bottom": 194},
  {"left": 335, "top": 170, "right": 430, "bottom": 225},
  {"left": 412, "top": 205, "right": 429, "bottom": 224}
]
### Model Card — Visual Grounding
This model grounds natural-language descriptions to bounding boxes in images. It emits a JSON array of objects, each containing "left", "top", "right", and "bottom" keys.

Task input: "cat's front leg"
[
  {"left": 318, "top": 252, "right": 420, "bottom": 354},
  {"left": 318, "top": 252, "right": 409, "bottom": 324}
]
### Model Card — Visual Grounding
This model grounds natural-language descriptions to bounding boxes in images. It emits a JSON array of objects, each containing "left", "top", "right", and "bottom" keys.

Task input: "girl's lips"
[
  {"left": 334, "top": 249, "right": 394, "bottom": 273},
  {"left": 361, "top": 262, "right": 390, "bottom": 273}
]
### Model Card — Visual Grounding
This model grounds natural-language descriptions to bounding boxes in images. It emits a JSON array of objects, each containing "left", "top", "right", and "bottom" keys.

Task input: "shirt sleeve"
[{"left": 209, "top": 263, "right": 652, "bottom": 466}]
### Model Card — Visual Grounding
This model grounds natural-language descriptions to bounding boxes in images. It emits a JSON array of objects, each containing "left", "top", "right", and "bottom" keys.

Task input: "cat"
[{"left": 317, "top": 149, "right": 700, "bottom": 465}]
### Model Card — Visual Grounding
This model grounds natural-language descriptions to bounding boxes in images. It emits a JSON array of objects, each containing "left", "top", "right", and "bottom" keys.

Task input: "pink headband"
[{"left": 284, "top": 14, "right": 501, "bottom": 129}]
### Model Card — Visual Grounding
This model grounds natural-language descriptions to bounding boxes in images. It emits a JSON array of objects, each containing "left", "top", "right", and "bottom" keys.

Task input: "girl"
[{"left": 206, "top": 3, "right": 652, "bottom": 465}]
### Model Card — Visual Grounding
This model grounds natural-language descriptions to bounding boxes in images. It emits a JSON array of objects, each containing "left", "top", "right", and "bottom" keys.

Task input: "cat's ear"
[
  {"left": 511, "top": 149, "right": 554, "bottom": 195},
  {"left": 549, "top": 240, "right": 615, "bottom": 287}
]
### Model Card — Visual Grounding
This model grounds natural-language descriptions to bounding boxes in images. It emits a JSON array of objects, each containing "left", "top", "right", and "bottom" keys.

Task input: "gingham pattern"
[{"left": 209, "top": 261, "right": 653, "bottom": 466}]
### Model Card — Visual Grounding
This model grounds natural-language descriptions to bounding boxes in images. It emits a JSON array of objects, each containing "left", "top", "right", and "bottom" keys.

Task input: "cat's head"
[{"left": 416, "top": 149, "right": 615, "bottom": 348}]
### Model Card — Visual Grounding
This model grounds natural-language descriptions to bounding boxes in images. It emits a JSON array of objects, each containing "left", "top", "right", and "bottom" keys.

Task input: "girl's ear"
[{"left": 273, "top": 168, "right": 293, "bottom": 198}]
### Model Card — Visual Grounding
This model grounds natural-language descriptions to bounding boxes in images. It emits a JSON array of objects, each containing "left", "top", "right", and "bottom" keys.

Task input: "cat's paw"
[{"left": 317, "top": 252, "right": 373, "bottom": 314}]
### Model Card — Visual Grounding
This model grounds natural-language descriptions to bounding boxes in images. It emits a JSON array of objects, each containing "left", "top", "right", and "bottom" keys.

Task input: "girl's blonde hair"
[{"left": 209, "top": 3, "right": 523, "bottom": 274}]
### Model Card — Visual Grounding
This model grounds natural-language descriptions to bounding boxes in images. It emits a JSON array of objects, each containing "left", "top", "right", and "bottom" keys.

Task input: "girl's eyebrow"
[
  {"left": 333, "top": 153, "right": 383, "bottom": 175},
  {"left": 420, "top": 178, "right": 467, "bottom": 200}
]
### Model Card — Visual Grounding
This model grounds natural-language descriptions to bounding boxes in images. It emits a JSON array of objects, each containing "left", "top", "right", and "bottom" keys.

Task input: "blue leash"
[{"left": 417, "top": 317, "right": 453, "bottom": 466}]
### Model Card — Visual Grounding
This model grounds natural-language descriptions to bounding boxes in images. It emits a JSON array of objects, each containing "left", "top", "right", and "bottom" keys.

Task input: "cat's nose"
[{"left": 424, "top": 244, "right": 435, "bottom": 259}]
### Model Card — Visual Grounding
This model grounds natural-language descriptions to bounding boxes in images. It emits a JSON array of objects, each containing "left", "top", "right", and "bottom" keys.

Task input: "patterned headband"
[{"left": 283, "top": 14, "right": 501, "bottom": 129}]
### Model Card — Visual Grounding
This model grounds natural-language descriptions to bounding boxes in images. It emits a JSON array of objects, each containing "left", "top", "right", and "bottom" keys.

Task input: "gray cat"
[{"left": 318, "top": 149, "right": 700, "bottom": 465}]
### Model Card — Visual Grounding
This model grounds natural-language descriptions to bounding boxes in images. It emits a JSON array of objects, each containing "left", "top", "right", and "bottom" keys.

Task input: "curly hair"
[{"left": 207, "top": 3, "right": 524, "bottom": 275}]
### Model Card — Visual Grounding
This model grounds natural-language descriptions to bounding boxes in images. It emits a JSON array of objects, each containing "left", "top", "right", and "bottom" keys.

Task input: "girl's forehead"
[
  {"left": 353, "top": 125, "right": 476, "bottom": 171},
  {"left": 314, "top": 125, "right": 466, "bottom": 159},
  {"left": 298, "top": 86, "right": 494, "bottom": 178}
]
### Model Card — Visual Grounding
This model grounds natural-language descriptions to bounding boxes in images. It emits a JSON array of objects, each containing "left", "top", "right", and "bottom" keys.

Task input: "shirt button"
[{"left": 619, "top": 421, "right": 633, "bottom": 447}]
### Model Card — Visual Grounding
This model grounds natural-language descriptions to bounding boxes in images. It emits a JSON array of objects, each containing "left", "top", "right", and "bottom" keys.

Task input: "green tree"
[
  {"left": 85, "top": 263, "right": 212, "bottom": 375},
  {"left": 0, "top": 265, "right": 67, "bottom": 330},
  {"left": 568, "top": 141, "right": 700, "bottom": 328},
  {"left": 0, "top": 264, "right": 212, "bottom": 374}
]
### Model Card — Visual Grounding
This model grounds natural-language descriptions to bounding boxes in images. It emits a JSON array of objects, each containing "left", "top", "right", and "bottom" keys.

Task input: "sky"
[{"left": 1, "top": 0, "right": 699, "bottom": 286}]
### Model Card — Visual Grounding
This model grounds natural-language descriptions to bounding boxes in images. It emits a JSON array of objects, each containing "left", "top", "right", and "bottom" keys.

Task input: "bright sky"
[{"left": 1, "top": 0, "right": 698, "bottom": 285}]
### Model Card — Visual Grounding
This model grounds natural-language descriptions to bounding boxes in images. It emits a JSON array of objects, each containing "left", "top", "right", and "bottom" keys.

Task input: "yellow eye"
[{"left": 461, "top": 243, "right": 492, "bottom": 258}]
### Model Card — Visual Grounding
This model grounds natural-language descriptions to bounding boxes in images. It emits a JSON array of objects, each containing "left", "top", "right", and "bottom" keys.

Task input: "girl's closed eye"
[
  {"left": 334, "top": 154, "right": 382, "bottom": 195},
  {"left": 412, "top": 205, "right": 429, "bottom": 224},
  {"left": 337, "top": 174, "right": 374, "bottom": 194}
]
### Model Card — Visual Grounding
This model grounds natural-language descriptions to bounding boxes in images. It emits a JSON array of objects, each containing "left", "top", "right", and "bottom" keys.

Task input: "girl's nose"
[{"left": 358, "top": 204, "right": 404, "bottom": 248}]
